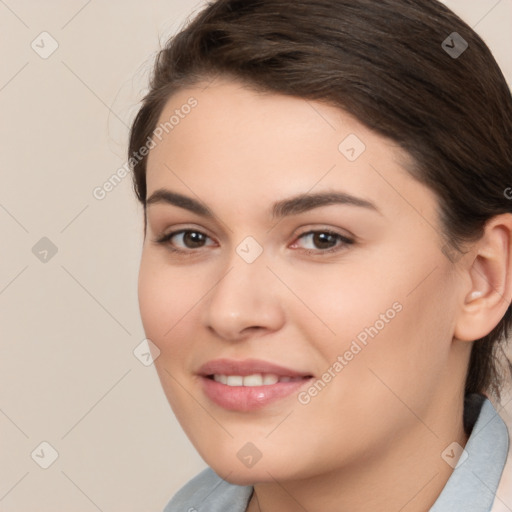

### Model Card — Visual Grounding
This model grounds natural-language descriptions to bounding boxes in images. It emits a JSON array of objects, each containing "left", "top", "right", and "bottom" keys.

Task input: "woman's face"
[{"left": 138, "top": 77, "right": 467, "bottom": 483}]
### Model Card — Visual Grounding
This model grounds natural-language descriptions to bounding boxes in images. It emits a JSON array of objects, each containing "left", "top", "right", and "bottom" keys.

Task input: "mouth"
[
  {"left": 207, "top": 373, "right": 308, "bottom": 386},
  {"left": 198, "top": 358, "right": 313, "bottom": 378},
  {"left": 198, "top": 359, "right": 314, "bottom": 411}
]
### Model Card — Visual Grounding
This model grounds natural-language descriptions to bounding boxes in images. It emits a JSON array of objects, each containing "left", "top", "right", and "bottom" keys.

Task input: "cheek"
[
  {"left": 277, "top": 257, "right": 402, "bottom": 352},
  {"left": 137, "top": 251, "right": 221, "bottom": 384},
  {"left": 138, "top": 255, "right": 169, "bottom": 341},
  {"left": 137, "top": 253, "right": 200, "bottom": 409},
  {"left": 137, "top": 252, "right": 196, "bottom": 348},
  {"left": 334, "top": 271, "right": 456, "bottom": 419},
  {"left": 289, "top": 246, "right": 455, "bottom": 396}
]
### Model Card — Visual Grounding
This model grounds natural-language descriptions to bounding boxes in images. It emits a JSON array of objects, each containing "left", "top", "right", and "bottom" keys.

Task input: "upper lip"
[{"left": 198, "top": 358, "right": 313, "bottom": 378}]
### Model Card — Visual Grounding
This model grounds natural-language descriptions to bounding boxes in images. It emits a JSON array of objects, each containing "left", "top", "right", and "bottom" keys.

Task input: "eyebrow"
[
  {"left": 146, "top": 188, "right": 380, "bottom": 218},
  {"left": 271, "top": 191, "right": 380, "bottom": 218},
  {"left": 147, "top": 189, "right": 213, "bottom": 217}
]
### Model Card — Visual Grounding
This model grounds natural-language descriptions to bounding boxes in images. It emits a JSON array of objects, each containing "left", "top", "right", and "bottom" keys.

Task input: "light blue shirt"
[{"left": 164, "top": 394, "right": 509, "bottom": 512}]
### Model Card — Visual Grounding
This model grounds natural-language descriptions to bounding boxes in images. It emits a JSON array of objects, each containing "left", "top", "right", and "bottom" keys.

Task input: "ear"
[{"left": 454, "top": 213, "right": 512, "bottom": 342}]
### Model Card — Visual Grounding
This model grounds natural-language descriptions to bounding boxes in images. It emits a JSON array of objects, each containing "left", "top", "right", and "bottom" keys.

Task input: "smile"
[{"left": 210, "top": 373, "right": 306, "bottom": 386}]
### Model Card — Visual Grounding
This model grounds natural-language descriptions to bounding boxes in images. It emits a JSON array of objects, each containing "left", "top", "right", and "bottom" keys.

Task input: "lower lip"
[{"left": 201, "top": 376, "right": 312, "bottom": 411}]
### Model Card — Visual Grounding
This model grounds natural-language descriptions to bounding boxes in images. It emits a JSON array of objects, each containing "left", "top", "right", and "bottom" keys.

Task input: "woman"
[{"left": 129, "top": 0, "right": 512, "bottom": 510}]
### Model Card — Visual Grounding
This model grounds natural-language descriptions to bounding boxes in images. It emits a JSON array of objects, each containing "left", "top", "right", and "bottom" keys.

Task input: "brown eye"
[
  {"left": 157, "top": 230, "right": 215, "bottom": 250},
  {"left": 294, "top": 230, "right": 354, "bottom": 252},
  {"left": 311, "top": 232, "right": 338, "bottom": 249},
  {"left": 180, "top": 231, "right": 208, "bottom": 248}
]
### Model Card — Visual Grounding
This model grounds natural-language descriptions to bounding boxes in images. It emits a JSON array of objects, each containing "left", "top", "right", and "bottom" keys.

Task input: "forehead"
[{"left": 144, "top": 78, "right": 435, "bottom": 221}]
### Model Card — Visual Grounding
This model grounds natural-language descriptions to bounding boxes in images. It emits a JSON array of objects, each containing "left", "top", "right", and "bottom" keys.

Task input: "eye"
[
  {"left": 155, "top": 229, "right": 216, "bottom": 251},
  {"left": 291, "top": 230, "right": 354, "bottom": 253}
]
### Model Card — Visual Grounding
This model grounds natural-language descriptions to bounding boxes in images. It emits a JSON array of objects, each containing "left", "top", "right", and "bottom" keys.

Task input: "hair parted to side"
[{"left": 129, "top": 0, "right": 512, "bottom": 399}]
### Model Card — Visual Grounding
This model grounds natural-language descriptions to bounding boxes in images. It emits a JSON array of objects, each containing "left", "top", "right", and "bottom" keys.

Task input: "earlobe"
[{"left": 454, "top": 213, "right": 512, "bottom": 342}]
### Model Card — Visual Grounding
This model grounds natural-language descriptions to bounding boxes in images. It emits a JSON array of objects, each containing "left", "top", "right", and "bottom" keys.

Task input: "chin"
[
  {"left": 206, "top": 454, "right": 302, "bottom": 486},
  {"left": 217, "top": 468, "right": 279, "bottom": 487}
]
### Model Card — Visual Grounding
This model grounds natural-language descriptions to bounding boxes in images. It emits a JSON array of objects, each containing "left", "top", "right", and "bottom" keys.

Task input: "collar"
[{"left": 430, "top": 393, "right": 509, "bottom": 511}]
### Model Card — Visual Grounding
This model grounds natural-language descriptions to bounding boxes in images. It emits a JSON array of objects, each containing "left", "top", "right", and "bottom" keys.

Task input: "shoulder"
[{"left": 163, "top": 467, "right": 253, "bottom": 512}]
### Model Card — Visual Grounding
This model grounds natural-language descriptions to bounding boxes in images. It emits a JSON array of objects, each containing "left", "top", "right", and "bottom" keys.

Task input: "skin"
[{"left": 138, "top": 77, "right": 512, "bottom": 512}]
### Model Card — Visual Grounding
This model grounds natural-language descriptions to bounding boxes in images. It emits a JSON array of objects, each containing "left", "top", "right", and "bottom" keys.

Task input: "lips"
[
  {"left": 198, "top": 358, "right": 312, "bottom": 378},
  {"left": 198, "top": 358, "right": 313, "bottom": 411}
]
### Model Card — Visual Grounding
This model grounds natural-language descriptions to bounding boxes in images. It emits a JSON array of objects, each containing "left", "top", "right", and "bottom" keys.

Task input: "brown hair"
[{"left": 129, "top": 0, "right": 512, "bottom": 399}]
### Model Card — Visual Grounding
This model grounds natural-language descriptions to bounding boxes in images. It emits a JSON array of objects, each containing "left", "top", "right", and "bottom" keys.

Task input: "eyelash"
[{"left": 153, "top": 228, "right": 354, "bottom": 256}]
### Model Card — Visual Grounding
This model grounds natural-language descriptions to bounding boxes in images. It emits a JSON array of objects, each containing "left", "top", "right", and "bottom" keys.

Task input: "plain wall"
[{"left": 0, "top": 1, "right": 511, "bottom": 510}]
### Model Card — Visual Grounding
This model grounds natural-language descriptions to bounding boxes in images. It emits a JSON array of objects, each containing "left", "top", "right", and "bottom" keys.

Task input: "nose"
[{"left": 201, "top": 255, "right": 286, "bottom": 341}]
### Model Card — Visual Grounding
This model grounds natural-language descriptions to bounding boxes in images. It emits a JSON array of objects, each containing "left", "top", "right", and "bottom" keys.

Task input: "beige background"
[{"left": 0, "top": 1, "right": 511, "bottom": 511}]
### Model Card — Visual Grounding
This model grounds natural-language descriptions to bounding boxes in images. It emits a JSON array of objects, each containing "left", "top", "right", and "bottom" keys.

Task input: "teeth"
[
  {"left": 211, "top": 373, "right": 296, "bottom": 386},
  {"left": 263, "top": 374, "right": 279, "bottom": 385},
  {"left": 213, "top": 374, "right": 227, "bottom": 384},
  {"left": 226, "top": 375, "right": 243, "bottom": 386},
  {"left": 243, "top": 374, "right": 264, "bottom": 386}
]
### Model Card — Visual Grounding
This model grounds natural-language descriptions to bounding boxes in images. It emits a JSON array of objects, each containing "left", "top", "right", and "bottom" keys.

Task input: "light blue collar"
[{"left": 430, "top": 394, "right": 509, "bottom": 511}]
